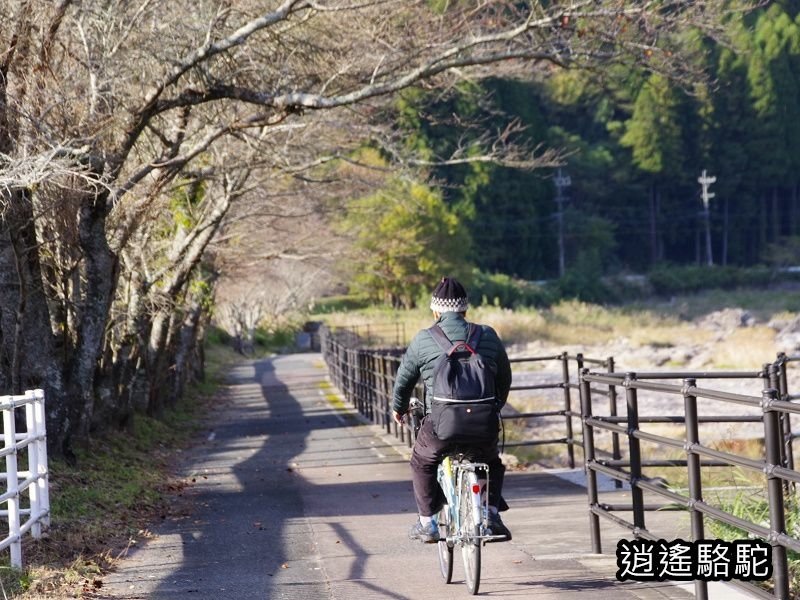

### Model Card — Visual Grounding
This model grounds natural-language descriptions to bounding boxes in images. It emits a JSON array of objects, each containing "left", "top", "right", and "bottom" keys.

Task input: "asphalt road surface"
[{"left": 100, "top": 353, "right": 751, "bottom": 599}]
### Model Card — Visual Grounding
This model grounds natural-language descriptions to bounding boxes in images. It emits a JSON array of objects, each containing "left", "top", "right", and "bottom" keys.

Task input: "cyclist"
[{"left": 392, "top": 276, "right": 513, "bottom": 543}]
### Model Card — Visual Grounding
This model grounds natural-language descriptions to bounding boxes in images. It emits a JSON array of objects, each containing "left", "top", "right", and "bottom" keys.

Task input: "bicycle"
[{"left": 407, "top": 398, "right": 505, "bottom": 595}]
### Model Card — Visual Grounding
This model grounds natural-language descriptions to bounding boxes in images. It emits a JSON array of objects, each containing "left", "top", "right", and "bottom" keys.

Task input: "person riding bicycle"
[{"left": 392, "top": 276, "right": 513, "bottom": 543}]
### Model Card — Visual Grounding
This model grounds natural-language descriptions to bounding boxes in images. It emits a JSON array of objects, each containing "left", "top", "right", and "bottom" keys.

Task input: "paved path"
[{"left": 99, "top": 353, "right": 745, "bottom": 599}]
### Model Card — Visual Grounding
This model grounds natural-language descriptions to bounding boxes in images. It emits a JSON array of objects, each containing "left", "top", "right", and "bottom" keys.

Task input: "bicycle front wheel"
[
  {"left": 436, "top": 505, "right": 453, "bottom": 583},
  {"left": 459, "top": 473, "right": 481, "bottom": 595}
]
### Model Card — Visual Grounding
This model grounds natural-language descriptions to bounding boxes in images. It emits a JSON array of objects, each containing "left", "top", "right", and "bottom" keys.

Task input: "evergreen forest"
[
  {"left": 2, "top": 1, "right": 796, "bottom": 450},
  {"left": 337, "top": 1, "right": 800, "bottom": 306}
]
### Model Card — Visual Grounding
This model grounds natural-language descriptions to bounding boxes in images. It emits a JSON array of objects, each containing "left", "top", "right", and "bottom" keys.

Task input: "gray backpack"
[{"left": 427, "top": 324, "right": 499, "bottom": 443}]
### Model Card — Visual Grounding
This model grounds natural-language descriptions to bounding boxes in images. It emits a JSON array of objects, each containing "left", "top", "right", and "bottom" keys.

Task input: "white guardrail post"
[
  {"left": 3, "top": 397, "right": 21, "bottom": 567},
  {"left": 0, "top": 389, "right": 50, "bottom": 568},
  {"left": 33, "top": 390, "right": 50, "bottom": 528}
]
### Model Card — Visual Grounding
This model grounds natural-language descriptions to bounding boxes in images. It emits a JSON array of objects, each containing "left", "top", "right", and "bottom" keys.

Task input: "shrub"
[
  {"left": 553, "top": 267, "right": 619, "bottom": 304},
  {"left": 468, "top": 270, "right": 555, "bottom": 308},
  {"left": 205, "top": 325, "right": 231, "bottom": 346},
  {"left": 648, "top": 264, "right": 774, "bottom": 296},
  {"left": 253, "top": 325, "right": 300, "bottom": 353},
  {"left": 313, "top": 294, "right": 372, "bottom": 313}
]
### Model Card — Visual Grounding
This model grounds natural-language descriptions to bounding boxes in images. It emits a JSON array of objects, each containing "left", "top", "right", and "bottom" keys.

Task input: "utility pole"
[
  {"left": 554, "top": 168, "right": 571, "bottom": 277},
  {"left": 698, "top": 169, "right": 716, "bottom": 267}
]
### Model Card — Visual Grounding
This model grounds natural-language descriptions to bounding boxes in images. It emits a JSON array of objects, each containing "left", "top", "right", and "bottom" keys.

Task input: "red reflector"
[{"left": 472, "top": 484, "right": 481, "bottom": 494}]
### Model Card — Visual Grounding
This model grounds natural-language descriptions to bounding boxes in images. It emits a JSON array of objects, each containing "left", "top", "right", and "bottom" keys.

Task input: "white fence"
[{"left": 0, "top": 389, "right": 50, "bottom": 568}]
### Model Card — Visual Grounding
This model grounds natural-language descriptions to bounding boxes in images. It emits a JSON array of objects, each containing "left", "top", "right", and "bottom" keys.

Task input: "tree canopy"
[{"left": 0, "top": 0, "right": 770, "bottom": 452}]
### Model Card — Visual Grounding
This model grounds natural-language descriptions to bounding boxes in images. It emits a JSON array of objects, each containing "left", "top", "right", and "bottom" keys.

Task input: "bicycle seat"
[{"left": 446, "top": 449, "right": 480, "bottom": 462}]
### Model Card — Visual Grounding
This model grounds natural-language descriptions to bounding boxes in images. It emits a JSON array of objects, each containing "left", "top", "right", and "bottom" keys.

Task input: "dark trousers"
[{"left": 410, "top": 417, "right": 506, "bottom": 517}]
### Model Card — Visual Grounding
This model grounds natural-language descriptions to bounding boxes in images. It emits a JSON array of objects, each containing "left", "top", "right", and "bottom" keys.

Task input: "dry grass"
[
  {"left": 317, "top": 291, "right": 793, "bottom": 371},
  {"left": 710, "top": 326, "right": 779, "bottom": 369}
]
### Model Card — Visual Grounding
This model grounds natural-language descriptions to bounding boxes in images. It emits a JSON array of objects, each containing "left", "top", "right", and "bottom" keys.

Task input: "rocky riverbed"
[{"left": 504, "top": 308, "right": 800, "bottom": 466}]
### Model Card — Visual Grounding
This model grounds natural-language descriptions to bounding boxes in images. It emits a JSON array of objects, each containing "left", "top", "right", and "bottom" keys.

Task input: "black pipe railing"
[
  {"left": 580, "top": 363, "right": 799, "bottom": 600},
  {"left": 320, "top": 323, "right": 800, "bottom": 598},
  {"left": 321, "top": 325, "right": 614, "bottom": 464}
]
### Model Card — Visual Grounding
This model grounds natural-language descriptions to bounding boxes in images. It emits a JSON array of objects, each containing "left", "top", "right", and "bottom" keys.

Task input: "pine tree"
[{"left": 621, "top": 73, "right": 685, "bottom": 264}]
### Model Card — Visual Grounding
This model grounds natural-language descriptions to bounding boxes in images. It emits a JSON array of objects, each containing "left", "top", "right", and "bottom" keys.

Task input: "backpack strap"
[
  {"left": 427, "top": 324, "right": 455, "bottom": 353},
  {"left": 428, "top": 323, "right": 478, "bottom": 355},
  {"left": 466, "top": 324, "right": 482, "bottom": 352}
]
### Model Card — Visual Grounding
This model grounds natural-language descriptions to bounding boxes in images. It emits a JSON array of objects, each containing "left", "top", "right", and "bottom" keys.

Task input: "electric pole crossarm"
[{"left": 698, "top": 170, "right": 716, "bottom": 267}]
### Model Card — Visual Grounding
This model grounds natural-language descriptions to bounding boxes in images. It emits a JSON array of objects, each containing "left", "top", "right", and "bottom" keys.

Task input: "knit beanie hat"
[{"left": 430, "top": 277, "right": 469, "bottom": 313}]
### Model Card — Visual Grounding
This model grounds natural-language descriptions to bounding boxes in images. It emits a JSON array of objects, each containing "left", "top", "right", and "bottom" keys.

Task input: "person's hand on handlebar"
[{"left": 393, "top": 410, "right": 405, "bottom": 425}]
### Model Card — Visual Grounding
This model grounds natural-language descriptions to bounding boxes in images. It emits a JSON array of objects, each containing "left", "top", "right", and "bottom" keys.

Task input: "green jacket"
[{"left": 391, "top": 312, "right": 512, "bottom": 415}]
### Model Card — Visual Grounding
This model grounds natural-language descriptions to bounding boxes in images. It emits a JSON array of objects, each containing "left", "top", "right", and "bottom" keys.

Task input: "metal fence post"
[
  {"left": 682, "top": 379, "right": 707, "bottom": 600},
  {"left": 561, "top": 352, "right": 575, "bottom": 469},
  {"left": 361, "top": 351, "right": 372, "bottom": 421},
  {"left": 358, "top": 350, "right": 366, "bottom": 416},
  {"left": 390, "top": 358, "right": 400, "bottom": 440},
  {"left": 608, "top": 356, "right": 622, "bottom": 489},
  {"left": 3, "top": 404, "right": 21, "bottom": 567},
  {"left": 352, "top": 347, "right": 360, "bottom": 410},
  {"left": 625, "top": 373, "right": 646, "bottom": 533},
  {"left": 366, "top": 352, "right": 372, "bottom": 421},
  {"left": 378, "top": 356, "right": 389, "bottom": 432},
  {"left": 607, "top": 357, "right": 621, "bottom": 459},
  {"left": 775, "top": 353, "right": 794, "bottom": 473},
  {"left": 579, "top": 369, "right": 602, "bottom": 553},
  {"left": 763, "top": 386, "right": 790, "bottom": 600},
  {"left": 768, "top": 362, "right": 789, "bottom": 476},
  {"left": 340, "top": 344, "right": 347, "bottom": 402}
]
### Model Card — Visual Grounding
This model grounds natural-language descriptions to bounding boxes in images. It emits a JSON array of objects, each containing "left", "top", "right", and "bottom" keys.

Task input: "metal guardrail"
[
  {"left": 320, "top": 324, "right": 800, "bottom": 598},
  {"left": 320, "top": 325, "right": 612, "bottom": 462},
  {"left": 0, "top": 389, "right": 50, "bottom": 568},
  {"left": 579, "top": 360, "right": 799, "bottom": 600},
  {"left": 506, "top": 353, "right": 614, "bottom": 469},
  {"left": 321, "top": 325, "right": 418, "bottom": 446}
]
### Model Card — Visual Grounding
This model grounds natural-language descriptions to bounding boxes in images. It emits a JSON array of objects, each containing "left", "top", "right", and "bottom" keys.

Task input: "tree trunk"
[
  {"left": 759, "top": 190, "right": 768, "bottom": 255},
  {"left": 0, "top": 194, "right": 67, "bottom": 452},
  {"left": 62, "top": 191, "right": 119, "bottom": 449},
  {"left": 110, "top": 270, "right": 151, "bottom": 424},
  {"left": 170, "top": 303, "right": 204, "bottom": 406},
  {"left": 695, "top": 225, "right": 701, "bottom": 265},
  {"left": 772, "top": 186, "right": 781, "bottom": 241},
  {"left": 649, "top": 182, "right": 659, "bottom": 265},
  {"left": 722, "top": 197, "right": 729, "bottom": 267},
  {"left": 146, "top": 309, "right": 174, "bottom": 416}
]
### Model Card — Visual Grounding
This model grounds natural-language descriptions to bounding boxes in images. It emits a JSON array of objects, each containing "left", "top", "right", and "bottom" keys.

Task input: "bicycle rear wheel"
[
  {"left": 459, "top": 473, "right": 481, "bottom": 595},
  {"left": 436, "top": 506, "right": 453, "bottom": 583}
]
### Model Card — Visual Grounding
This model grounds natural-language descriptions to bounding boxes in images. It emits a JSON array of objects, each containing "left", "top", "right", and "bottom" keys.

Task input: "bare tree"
[{"left": 0, "top": 0, "right": 757, "bottom": 455}]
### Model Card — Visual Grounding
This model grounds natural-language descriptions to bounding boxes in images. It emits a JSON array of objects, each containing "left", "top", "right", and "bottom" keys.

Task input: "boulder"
[{"left": 697, "top": 308, "right": 756, "bottom": 332}]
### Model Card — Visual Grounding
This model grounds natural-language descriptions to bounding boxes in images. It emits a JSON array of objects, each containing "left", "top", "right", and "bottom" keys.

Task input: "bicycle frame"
[
  {"left": 437, "top": 456, "right": 489, "bottom": 544},
  {"left": 405, "top": 398, "right": 504, "bottom": 594}
]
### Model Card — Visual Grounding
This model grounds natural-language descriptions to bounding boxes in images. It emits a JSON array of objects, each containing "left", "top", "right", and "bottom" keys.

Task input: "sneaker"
[
  {"left": 408, "top": 519, "right": 440, "bottom": 543},
  {"left": 487, "top": 512, "right": 512, "bottom": 542}
]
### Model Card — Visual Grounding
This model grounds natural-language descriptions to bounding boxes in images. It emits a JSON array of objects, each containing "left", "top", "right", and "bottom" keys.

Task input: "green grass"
[
  {"left": 15, "top": 341, "right": 242, "bottom": 598},
  {"left": 253, "top": 326, "right": 298, "bottom": 354},
  {"left": 704, "top": 487, "right": 800, "bottom": 595}
]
